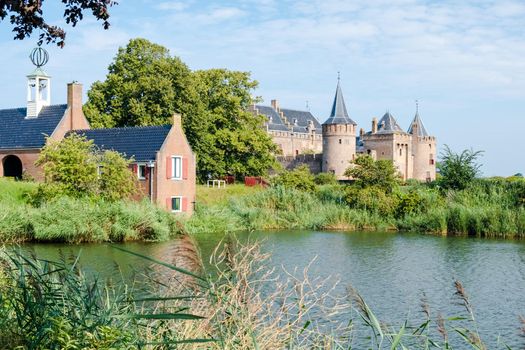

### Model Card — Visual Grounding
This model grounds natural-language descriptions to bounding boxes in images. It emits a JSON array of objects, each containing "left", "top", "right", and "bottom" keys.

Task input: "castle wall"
[
  {"left": 276, "top": 154, "right": 322, "bottom": 174},
  {"left": 322, "top": 124, "right": 356, "bottom": 178},
  {"left": 269, "top": 130, "right": 322, "bottom": 156}
]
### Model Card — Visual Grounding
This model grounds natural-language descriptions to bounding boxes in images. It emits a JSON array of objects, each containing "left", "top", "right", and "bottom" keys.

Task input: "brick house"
[{"left": 0, "top": 60, "right": 196, "bottom": 214}]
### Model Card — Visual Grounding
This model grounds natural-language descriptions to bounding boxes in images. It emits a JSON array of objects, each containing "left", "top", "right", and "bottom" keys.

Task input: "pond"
[{"left": 16, "top": 231, "right": 525, "bottom": 348}]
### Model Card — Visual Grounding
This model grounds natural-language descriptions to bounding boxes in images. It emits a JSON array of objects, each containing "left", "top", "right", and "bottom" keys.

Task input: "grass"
[
  {"left": 196, "top": 184, "right": 263, "bottom": 206},
  {"left": 0, "top": 177, "right": 37, "bottom": 205}
]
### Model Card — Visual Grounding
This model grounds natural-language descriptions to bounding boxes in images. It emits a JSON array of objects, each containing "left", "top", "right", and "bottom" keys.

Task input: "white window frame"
[
  {"left": 171, "top": 156, "right": 182, "bottom": 180},
  {"left": 171, "top": 196, "right": 182, "bottom": 213},
  {"left": 137, "top": 163, "right": 147, "bottom": 180}
]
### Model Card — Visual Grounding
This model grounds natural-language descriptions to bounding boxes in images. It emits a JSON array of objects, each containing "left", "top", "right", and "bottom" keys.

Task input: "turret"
[
  {"left": 26, "top": 47, "right": 51, "bottom": 118},
  {"left": 408, "top": 102, "right": 436, "bottom": 182},
  {"left": 321, "top": 76, "right": 357, "bottom": 178}
]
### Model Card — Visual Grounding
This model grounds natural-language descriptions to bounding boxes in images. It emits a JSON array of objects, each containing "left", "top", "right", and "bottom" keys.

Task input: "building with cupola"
[
  {"left": 0, "top": 47, "right": 197, "bottom": 214},
  {"left": 255, "top": 78, "right": 437, "bottom": 182}
]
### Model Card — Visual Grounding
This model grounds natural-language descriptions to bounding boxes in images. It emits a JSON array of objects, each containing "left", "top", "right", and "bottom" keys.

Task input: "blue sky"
[{"left": 0, "top": 0, "right": 524, "bottom": 176}]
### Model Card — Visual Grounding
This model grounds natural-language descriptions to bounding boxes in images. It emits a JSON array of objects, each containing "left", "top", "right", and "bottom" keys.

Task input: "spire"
[
  {"left": 323, "top": 75, "right": 356, "bottom": 125},
  {"left": 408, "top": 101, "right": 429, "bottom": 137},
  {"left": 377, "top": 111, "right": 404, "bottom": 133}
]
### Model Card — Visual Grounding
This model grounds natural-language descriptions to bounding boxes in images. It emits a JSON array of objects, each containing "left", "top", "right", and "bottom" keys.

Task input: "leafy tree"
[
  {"left": 37, "top": 134, "right": 99, "bottom": 197},
  {"left": 0, "top": 0, "right": 116, "bottom": 47},
  {"left": 84, "top": 38, "right": 278, "bottom": 181},
  {"left": 344, "top": 155, "right": 400, "bottom": 192},
  {"left": 35, "top": 134, "right": 136, "bottom": 201},
  {"left": 272, "top": 165, "right": 316, "bottom": 192},
  {"left": 98, "top": 150, "right": 137, "bottom": 201},
  {"left": 438, "top": 145, "right": 483, "bottom": 191}
]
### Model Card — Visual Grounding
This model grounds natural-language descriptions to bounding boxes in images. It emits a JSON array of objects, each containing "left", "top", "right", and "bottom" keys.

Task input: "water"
[{"left": 15, "top": 231, "right": 525, "bottom": 348}]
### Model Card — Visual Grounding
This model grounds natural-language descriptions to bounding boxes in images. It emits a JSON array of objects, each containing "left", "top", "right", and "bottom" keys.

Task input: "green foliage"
[
  {"left": 271, "top": 165, "right": 316, "bottom": 192},
  {"left": 344, "top": 155, "right": 400, "bottom": 192},
  {"left": 0, "top": 197, "right": 179, "bottom": 243},
  {"left": 33, "top": 134, "right": 137, "bottom": 203},
  {"left": 314, "top": 172, "right": 338, "bottom": 185},
  {"left": 84, "top": 38, "right": 278, "bottom": 181},
  {"left": 98, "top": 150, "right": 138, "bottom": 201},
  {"left": 345, "top": 186, "right": 399, "bottom": 216},
  {"left": 438, "top": 145, "right": 483, "bottom": 190},
  {"left": 36, "top": 133, "right": 99, "bottom": 197}
]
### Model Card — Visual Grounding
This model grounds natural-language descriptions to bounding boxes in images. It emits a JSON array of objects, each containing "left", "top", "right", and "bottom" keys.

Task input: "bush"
[
  {"left": 271, "top": 165, "right": 316, "bottom": 192},
  {"left": 35, "top": 134, "right": 137, "bottom": 202},
  {"left": 345, "top": 186, "right": 399, "bottom": 217},
  {"left": 314, "top": 172, "right": 337, "bottom": 185}
]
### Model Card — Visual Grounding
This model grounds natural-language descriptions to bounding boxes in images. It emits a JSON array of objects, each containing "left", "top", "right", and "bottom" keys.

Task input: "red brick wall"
[
  {"left": 155, "top": 114, "right": 196, "bottom": 215},
  {"left": 0, "top": 150, "right": 43, "bottom": 180}
]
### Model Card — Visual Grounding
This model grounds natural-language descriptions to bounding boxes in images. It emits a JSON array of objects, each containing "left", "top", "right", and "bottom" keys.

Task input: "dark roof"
[
  {"left": 70, "top": 125, "right": 172, "bottom": 162},
  {"left": 407, "top": 111, "right": 430, "bottom": 137},
  {"left": 255, "top": 105, "right": 321, "bottom": 134},
  {"left": 281, "top": 108, "right": 322, "bottom": 134},
  {"left": 377, "top": 112, "right": 405, "bottom": 134},
  {"left": 0, "top": 104, "right": 67, "bottom": 149},
  {"left": 323, "top": 81, "right": 356, "bottom": 125}
]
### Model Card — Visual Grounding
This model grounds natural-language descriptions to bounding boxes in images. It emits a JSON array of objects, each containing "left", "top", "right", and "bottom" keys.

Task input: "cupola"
[{"left": 26, "top": 46, "right": 51, "bottom": 118}]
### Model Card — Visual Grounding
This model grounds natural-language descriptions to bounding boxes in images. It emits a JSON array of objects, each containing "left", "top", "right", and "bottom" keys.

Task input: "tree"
[
  {"left": 84, "top": 38, "right": 278, "bottom": 181},
  {"left": 344, "top": 155, "right": 400, "bottom": 192},
  {"left": 0, "top": 0, "right": 116, "bottom": 47},
  {"left": 35, "top": 134, "right": 136, "bottom": 201},
  {"left": 437, "top": 145, "right": 483, "bottom": 191}
]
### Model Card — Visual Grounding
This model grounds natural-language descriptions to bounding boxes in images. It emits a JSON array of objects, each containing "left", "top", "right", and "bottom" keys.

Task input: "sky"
[{"left": 0, "top": 0, "right": 524, "bottom": 176}]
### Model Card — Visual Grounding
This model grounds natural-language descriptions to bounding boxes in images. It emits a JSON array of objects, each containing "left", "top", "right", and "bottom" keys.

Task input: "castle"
[{"left": 253, "top": 79, "right": 437, "bottom": 182}]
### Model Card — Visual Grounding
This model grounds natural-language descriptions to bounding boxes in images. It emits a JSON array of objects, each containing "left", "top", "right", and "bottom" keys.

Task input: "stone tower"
[
  {"left": 408, "top": 104, "right": 436, "bottom": 181},
  {"left": 322, "top": 79, "right": 357, "bottom": 178}
]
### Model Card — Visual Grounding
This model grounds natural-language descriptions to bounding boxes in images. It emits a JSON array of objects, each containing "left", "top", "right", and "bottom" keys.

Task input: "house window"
[
  {"left": 138, "top": 164, "right": 147, "bottom": 180},
  {"left": 97, "top": 165, "right": 104, "bottom": 176},
  {"left": 171, "top": 196, "right": 182, "bottom": 212},
  {"left": 171, "top": 156, "right": 182, "bottom": 180}
]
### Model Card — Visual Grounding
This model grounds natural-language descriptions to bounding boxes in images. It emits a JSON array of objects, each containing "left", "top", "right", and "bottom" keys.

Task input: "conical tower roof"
[
  {"left": 407, "top": 110, "right": 429, "bottom": 137},
  {"left": 323, "top": 79, "right": 356, "bottom": 125},
  {"left": 377, "top": 111, "right": 404, "bottom": 133}
]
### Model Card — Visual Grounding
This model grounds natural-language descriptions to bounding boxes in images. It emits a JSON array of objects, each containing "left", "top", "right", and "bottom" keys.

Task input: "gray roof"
[
  {"left": 376, "top": 112, "right": 405, "bottom": 134},
  {"left": 323, "top": 81, "right": 356, "bottom": 125},
  {"left": 70, "top": 125, "right": 172, "bottom": 162},
  {"left": 407, "top": 111, "right": 429, "bottom": 137},
  {"left": 281, "top": 108, "right": 321, "bottom": 134},
  {"left": 0, "top": 104, "right": 67, "bottom": 149},
  {"left": 255, "top": 105, "right": 321, "bottom": 134}
]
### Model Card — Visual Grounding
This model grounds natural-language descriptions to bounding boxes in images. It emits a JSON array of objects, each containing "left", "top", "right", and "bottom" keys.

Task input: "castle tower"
[
  {"left": 322, "top": 77, "right": 357, "bottom": 177},
  {"left": 26, "top": 47, "right": 51, "bottom": 118},
  {"left": 408, "top": 103, "right": 436, "bottom": 181}
]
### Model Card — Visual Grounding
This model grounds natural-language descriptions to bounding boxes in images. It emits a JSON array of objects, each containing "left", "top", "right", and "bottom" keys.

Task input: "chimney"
[
  {"left": 372, "top": 118, "right": 378, "bottom": 133},
  {"left": 271, "top": 99, "right": 279, "bottom": 112},
  {"left": 360, "top": 128, "right": 364, "bottom": 138},
  {"left": 172, "top": 112, "right": 182, "bottom": 128},
  {"left": 67, "top": 82, "right": 83, "bottom": 129}
]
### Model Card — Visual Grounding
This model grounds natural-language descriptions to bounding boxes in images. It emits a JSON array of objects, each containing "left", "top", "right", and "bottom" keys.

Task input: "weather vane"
[
  {"left": 29, "top": 43, "right": 49, "bottom": 68},
  {"left": 415, "top": 99, "right": 419, "bottom": 113}
]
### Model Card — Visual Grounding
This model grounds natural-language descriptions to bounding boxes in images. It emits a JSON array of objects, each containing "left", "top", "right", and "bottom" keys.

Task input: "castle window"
[
  {"left": 399, "top": 148, "right": 402, "bottom": 156},
  {"left": 339, "top": 139, "right": 342, "bottom": 144}
]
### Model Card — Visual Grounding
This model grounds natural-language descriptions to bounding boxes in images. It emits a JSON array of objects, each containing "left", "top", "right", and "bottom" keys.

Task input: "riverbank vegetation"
[
  {"left": 187, "top": 148, "right": 525, "bottom": 239},
  {"left": 0, "top": 239, "right": 521, "bottom": 349}
]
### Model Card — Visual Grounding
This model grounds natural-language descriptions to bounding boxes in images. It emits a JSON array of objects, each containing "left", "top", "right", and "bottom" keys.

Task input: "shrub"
[
  {"left": 34, "top": 134, "right": 137, "bottom": 202},
  {"left": 345, "top": 186, "right": 399, "bottom": 217},
  {"left": 271, "top": 165, "right": 316, "bottom": 192},
  {"left": 344, "top": 155, "right": 400, "bottom": 192},
  {"left": 314, "top": 172, "right": 338, "bottom": 185}
]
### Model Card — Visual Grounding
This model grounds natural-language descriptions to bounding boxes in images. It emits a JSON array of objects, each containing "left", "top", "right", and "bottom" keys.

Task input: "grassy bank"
[
  {"left": 2, "top": 177, "right": 525, "bottom": 243},
  {"left": 0, "top": 178, "right": 180, "bottom": 243},
  {"left": 186, "top": 179, "right": 525, "bottom": 239}
]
